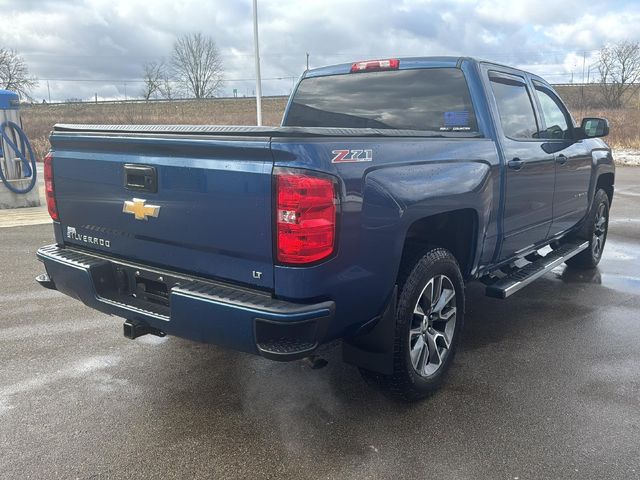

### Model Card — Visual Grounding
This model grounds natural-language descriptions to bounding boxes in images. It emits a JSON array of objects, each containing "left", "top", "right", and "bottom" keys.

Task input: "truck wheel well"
[
  {"left": 596, "top": 173, "right": 614, "bottom": 204},
  {"left": 400, "top": 209, "right": 477, "bottom": 280}
]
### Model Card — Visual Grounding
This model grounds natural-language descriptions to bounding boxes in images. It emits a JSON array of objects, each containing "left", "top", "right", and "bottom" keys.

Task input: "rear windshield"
[{"left": 284, "top": 67, "right": 478, "bottom": 133}]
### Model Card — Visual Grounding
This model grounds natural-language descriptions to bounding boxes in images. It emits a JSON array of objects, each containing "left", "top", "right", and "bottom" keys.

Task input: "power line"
[
  {"left": 36, "top": 76, "right": 297, "bottom": 83},
  {"left": 304, "top": 48, "right": 601, "bottom": 58},
  {"left": 22, "top": 48, "right": 601, "bottom": 60},
  {"left": 21, "top": 52, "right": 296, "bottom": 59}
]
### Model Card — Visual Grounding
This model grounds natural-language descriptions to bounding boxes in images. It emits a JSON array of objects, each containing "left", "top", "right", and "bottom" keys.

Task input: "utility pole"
[
  {"left": 47, "top": 81, "right": 51, "bottom": 103},
  {"left": 306, "top": 52, "right": 310, "bottom": 71},
  {"left": 252, "top": 0, "right": 263, "bottom": 126},
  {"left": 581, "top": 51, "right": 586, "bottom": 108}
]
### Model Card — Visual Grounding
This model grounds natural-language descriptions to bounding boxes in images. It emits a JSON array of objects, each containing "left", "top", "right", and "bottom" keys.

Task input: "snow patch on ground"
[{"left": 613, "top": 149, "right": 640, "bottom": 166}]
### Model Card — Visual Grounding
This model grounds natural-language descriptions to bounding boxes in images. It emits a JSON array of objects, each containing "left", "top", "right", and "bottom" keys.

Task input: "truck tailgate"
[{"left": 49, "top": 130, "right": 274, "bottom": 289}]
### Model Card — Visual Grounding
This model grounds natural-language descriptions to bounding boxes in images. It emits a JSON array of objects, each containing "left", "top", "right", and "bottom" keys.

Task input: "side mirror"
[{"left": 579, "top": 117, "right": 609, "bottom": 138}]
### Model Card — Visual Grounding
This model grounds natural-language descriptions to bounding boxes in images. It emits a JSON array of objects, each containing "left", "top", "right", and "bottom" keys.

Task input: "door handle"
[
  {"left": 123, "top": 164, "right": 158, "bottom": 193},
  {"left": 508, "top": 158, "right": 524, "bottom": 171},
  {"left": 555, "top": 154, "right": 568, "bottom": 165}
]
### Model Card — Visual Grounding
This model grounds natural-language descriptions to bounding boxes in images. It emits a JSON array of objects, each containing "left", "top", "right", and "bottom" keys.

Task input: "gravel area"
[{"left": 613, "top": 149, "right": 640, "bottom": 166}]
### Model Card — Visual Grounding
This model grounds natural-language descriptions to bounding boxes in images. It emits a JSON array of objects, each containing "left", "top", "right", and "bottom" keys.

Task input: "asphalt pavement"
[{"left": 0, "top": 168, "right": 638, "bottom": 480}]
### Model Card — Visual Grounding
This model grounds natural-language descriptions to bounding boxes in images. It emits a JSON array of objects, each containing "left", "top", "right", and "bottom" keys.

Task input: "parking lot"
[{"left": 1, "top": 168, "right": 638, "bottom": 480}]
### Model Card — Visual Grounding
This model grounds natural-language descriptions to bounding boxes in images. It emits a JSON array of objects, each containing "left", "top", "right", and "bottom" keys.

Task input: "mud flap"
[{"left": 342, "top": 286, "right": 397, "bottom": 375}]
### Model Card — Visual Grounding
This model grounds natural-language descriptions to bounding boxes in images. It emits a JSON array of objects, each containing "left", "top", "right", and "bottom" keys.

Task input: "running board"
[{"left": 486, "top": 241, "right": 589, "bottom": 299}]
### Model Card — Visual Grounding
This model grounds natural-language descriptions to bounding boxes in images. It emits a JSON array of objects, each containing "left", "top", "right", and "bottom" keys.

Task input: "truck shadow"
[{"left": 133, "top": 260, "right": 630, "bottom": 474}]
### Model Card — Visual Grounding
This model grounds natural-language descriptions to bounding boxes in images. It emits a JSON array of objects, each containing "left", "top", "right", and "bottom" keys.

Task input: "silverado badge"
[{"left": 122, "top": 198, "right": 160, "bottom": 221}]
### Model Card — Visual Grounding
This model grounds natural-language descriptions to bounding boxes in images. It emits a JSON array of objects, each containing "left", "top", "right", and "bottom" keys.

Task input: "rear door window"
[{"left": 284, "top": 68, "right": 478, "bottom": 133}]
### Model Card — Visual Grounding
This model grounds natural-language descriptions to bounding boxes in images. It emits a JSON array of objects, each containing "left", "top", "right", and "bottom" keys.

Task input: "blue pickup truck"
[{"left": 36, "top": 57, "right": 614, "bottom": 400}]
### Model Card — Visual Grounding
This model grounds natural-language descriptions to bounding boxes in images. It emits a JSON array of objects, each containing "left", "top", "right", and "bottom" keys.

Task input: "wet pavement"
[{"left": 1, "top": 168, "right": 638, "bottom": 480}]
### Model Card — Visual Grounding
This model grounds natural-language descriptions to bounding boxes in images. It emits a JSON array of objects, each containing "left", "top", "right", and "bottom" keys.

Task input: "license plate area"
[
  {"left": 133, "top": 276, "right": 169, "bottom": 307},
  {"left": 91, "top": 262, "right": 184, "bottom": 317}
]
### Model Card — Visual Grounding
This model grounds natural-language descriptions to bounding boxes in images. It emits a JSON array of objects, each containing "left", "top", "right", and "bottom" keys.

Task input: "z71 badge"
[{"left": 331, "top": 149, "right": 373, "bottom": 163}]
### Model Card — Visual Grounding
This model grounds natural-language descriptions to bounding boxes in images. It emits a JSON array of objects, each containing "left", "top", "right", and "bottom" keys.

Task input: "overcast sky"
[{"left": 0, "top": 0, "right": 639, "bottom": 102}]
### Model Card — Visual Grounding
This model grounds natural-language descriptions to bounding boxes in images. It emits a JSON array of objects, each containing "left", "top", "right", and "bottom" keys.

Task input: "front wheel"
[
  {"left": 360, "top": 247, "right": 465, "bottom": 401},
  {"left": 565, "top": 188, "right": 610, "bottom": 269}
]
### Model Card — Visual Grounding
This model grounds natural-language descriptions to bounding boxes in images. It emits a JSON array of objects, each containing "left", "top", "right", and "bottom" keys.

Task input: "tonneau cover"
[{"left": 53, "top": 124, "right": 481, "bottom": 138}]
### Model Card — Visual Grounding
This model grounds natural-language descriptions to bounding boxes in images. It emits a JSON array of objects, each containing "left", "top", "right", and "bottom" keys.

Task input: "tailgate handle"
[{"left": 124, "top": 164, "right": 157, "bottom": 193}]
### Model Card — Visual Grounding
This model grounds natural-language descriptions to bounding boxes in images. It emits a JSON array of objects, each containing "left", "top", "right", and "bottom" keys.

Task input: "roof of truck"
[
  {"left": 303, "top": 56, "right": 544, "bottom": 83},
  {"left": 304, "top": 56, "right": 464, "bottom": 78}
]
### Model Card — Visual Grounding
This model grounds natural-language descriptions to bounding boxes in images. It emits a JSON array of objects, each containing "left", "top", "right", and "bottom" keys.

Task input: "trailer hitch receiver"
[{"left": 123, "top": 319, "right": 166, "bottom": 340}]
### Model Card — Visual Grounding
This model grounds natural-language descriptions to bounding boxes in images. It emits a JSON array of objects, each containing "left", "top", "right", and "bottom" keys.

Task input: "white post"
[{"left": 252, "top": 0, "right": 263, "bottom": 126}]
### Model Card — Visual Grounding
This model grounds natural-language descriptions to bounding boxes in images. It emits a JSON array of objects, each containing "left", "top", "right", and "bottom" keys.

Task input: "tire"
[
  {"left": 565, "top": 188, "right": 610, "bottom": 269},
  {"left": 360, "top": 247, "right": 465, "bottom": 401}
]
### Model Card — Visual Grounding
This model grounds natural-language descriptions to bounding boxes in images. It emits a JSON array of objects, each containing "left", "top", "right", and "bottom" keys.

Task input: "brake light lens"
[
  {"left": 43, "top": 152, "right": 58, "bottom": 221},
  {"left": 276, "top": 170, "right": 337, "bottom": 264},
  {"left": 350, "top": 58, "right": 400, "bottom": 73}
]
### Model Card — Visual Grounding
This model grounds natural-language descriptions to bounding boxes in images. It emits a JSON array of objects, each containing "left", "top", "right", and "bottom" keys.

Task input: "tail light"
[
  {"left": 350, "top": 58, "right": 400, "bottom": 73},
  {"left": 43, "top": 152, "right": 59, "bottom": 221},
  {"left": 276, "top": 170, "right": 337, "bottom": 265}
]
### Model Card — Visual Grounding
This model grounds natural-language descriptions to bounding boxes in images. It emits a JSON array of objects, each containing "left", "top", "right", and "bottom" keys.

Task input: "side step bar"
[{"left": 486, "top": 241, "right": 589, "bottom": 299}]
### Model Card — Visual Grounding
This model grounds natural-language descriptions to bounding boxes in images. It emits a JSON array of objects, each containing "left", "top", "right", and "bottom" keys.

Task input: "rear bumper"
[{"left": 36, "top": 244, "right": 334, "bottom": 360}]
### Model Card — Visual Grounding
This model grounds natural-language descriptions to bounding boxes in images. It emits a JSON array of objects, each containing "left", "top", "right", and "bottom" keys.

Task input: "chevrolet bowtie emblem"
[{"left": 122, "top": 198, "right": 160, "bottom": 221}]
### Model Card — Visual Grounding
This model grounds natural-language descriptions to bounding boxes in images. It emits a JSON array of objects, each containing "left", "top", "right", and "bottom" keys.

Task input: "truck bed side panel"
[{"left": 271, "top": 137, "right": 500, "bottom": 339}]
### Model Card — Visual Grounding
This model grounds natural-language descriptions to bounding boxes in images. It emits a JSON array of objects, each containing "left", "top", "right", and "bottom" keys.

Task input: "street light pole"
[{"left": 252, "top": 0, "right": 263, "bottom": 126}]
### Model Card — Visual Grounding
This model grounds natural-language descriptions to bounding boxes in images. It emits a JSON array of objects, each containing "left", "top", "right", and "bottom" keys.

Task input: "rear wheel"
[
  {"left": 565, "top": 189, "right": 610, "bottom": 269},
  {"left": 360, "top": 247, "right": 464, "bottom": 401}
]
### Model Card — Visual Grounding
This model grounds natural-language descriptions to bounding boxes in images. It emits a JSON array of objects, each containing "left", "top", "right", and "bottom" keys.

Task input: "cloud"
[
  {"left": 543, "top": 10, "right": 640, "bottom": 49},
  {"left": 0, "top": 0, "right": 639, "bottom": 101}
]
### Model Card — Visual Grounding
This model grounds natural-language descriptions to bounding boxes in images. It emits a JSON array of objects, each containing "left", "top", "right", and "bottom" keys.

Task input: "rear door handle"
[
  {"left": 555, "top": 154, "right": 568, "bottom": 165},
  {"left": 507, "top": 158, "right": 524, "bottom": 171}
]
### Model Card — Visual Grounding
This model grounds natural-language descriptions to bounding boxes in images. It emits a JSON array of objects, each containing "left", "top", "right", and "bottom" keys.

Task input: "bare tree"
[
  {"left": 0, "top": 48, "right": 37, "bottom": 99},
  {"left": 159, "top": 73, "right": 176, "bottom": 100},
  {"left": 597, "top": 41, "right": 640, "bottom": 108},
  {"left": 171, "top": 33, "right": 223, "bottom": 98},
  {"left": 140, "top": 61, "right": 166, "bottom": 100}
]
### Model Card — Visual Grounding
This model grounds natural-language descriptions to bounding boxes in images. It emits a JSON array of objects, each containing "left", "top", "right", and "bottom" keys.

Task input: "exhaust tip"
[{"left": 36, "top": 273, "right": 57, "bottom": 291}]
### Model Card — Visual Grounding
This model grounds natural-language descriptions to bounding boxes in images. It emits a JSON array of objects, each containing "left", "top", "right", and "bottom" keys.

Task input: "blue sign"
[
  {"left": 444, "top": 111, "right": 469, "bottom": 127},
  {"left": 0, "top": 90, "right": 19, "bottom": 110}
]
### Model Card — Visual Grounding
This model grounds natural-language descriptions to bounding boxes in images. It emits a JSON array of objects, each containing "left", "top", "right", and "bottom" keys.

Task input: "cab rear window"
[{"left": 284, "top": 67, "right": 478, "bottom": 133}]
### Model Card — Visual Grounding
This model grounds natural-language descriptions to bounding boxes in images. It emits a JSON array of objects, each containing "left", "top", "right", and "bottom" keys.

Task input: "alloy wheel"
[
  {"left": 409, "top": 274, "right": 457, "bottom": 377},
  {"left": 592, "top": 202, "right": 608, "bottom": 259}
]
